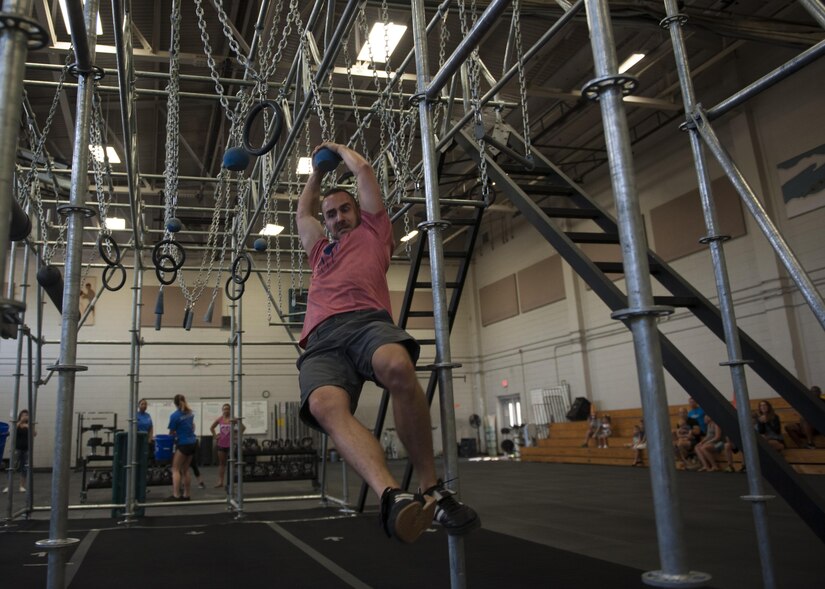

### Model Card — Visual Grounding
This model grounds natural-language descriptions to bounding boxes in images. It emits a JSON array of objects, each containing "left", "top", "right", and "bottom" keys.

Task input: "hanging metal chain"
[
  {"left": 262, "top": 0, "right": 296, "bottom": 84},
  {"left": 22, "top": 52, "right": 74, "bottom": 264},
  {"left": 458, "top": 0, "right": 491, "bottom": 202},
  {"left": 432, "top": 7, "right": 451, "bottom": 134},
  {"left": 357, "top": 6, "right": 387, "bottom": 189},
  {"left": 194, "top": 0, "right": 241, "bottom": 129},
  {"left": 326, "top": 69, "right": 337, "bottom": 141},
  {"left": 204, "top": 175, "right": 235, "bottom": 314},
  {"left": 211, "top": 0, "right": 267, "bottom": 85},
  {"left": 342, "top": 37, "right": 370, "bottom": 156},
  {"left": 89, "top": 86, "right": 116, "bottom": 264},
  {"left": 178, "top": 171, "right": 236, "bottom": 307},
  {"left": 512, "top": 0, "right": 532, "bottom": 160},
  {"left": 301, "top": 31, "right": 331, "bottom": 142},
  {"left": 163, "top": 0, "right": 182, "bottom": 242},
  {"left": 289, "top": 150, "right": 304, "bottom": 299}
]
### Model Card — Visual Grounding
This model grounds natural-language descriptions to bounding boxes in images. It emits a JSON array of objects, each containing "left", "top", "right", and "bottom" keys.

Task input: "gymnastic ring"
[
  {"left": 152, "top": 239, "right": 186, "bottom": 271},
  {"left": 154, "top": 252, "right": 180, "bottom": 274},
  {"left": 155, "top": 256, "right": 178, "bottom": 286},
  {"left": 97, "top": 234, "right": 122, "bottom": 266},
  {"left": 242, "top": 100, "right": 284, "bottom": 157},
  {"left": 102, "top": 263, "right": 127, "bottom": 292},
  {"left": 225, "top": 277, "right": 245, "bottom": 301},
  {"left": 230, "top": 252, "right": 252, "bottom": 284}
]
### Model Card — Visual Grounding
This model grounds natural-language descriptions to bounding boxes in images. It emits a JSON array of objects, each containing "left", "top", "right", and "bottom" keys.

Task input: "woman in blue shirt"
[
  {"left": 136, "top": 398, "right": 153, "bottom": 440},
  {"left": 165, "top": 394, "right": 197, "bottom": 501},
  {"left": 136, "top": 398, "right": 154, "bottom": 463}
]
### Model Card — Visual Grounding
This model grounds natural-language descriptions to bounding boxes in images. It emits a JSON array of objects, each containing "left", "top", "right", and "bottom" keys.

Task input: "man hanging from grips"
[{"left": 296, "top": 142, "right": 480, "bottom": 543}]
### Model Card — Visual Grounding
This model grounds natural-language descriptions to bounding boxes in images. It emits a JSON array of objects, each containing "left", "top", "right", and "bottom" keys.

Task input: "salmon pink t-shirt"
[{"left": 299, "top": 209, "right": 394, "bottom": 348}]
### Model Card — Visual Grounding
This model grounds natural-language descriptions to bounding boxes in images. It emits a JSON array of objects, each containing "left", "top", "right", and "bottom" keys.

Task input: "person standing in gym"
[
  {"left": 165, "top": 394, "right": 196, "bottom": 501},
  {"left": 136, "top": 398, "right": 154, "bottom": 458},
  {"left": 3, "top": 409, "right": 34, "bottom": 494},
  {"left": 210, "top": 403, "right": 244, "bottom": 489},
  {"left": 295, "top": 142, "right": 480, "bottom": 543}
]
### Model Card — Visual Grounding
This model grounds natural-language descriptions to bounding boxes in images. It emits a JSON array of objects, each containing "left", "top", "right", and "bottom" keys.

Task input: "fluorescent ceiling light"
[
  {"left": 400, "top": 229, "right": 418, "bottom": 243},
  {"left": 618, "top": 53, "right": 645, "bottom": 74},
  {"left": 297, "top": 157, "right": 313, "bottom": 175},
  {"left": 259, "top": 223, "right": 284, "bottom": 236},
  {"left": 104, "top": 217, "right": 126, "bottom": 231},
  {"left": 90, "top": 145, "right": 121, "bottom": 164},
  {"left": 332, "top": 65, "right": 417, "bottom": 81},
  {"left": 356, "top": 22, "right": 407, "bottom": 63},
  {"left": 58, "top": 0, "right": 104, "bottom": 36}
]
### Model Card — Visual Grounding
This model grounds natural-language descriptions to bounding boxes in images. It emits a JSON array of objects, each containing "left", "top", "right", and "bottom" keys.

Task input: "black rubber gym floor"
[
  {"left": 4, "top": 461, "right": 824, "bottom": 587},
  {"left": 1, "top": 508, "right": 708, "bottom": 589}
]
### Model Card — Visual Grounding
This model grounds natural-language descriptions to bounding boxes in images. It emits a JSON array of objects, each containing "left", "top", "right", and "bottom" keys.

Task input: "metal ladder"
[{"left": 454, "top": 122, "right": 825, "bottom": 543}]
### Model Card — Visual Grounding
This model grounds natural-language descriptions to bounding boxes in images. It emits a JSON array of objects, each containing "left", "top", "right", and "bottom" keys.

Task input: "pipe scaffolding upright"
[
  {"left": 411, "top": 2, "right": 468, "bottom": 588},
  {"left": 0, "top": 0, "right": 40, "bottom": 328},
  {"left": 229, "top": 230, "right": 246, "bottom": 518},
  {"left": 112, "top": 0, "right": 146, "bottom": 524},
  {"left": 661, "top": 2, "right": 777, "bottom": 587},
  {"left": 582, "top": 0, "right": 709, "bottom": 586},
  {"left": 3, "top": 237, "right": 33, "bottom": 521},
  {"left": 38, "top": 2, "right": 100, "bottom": 588}
]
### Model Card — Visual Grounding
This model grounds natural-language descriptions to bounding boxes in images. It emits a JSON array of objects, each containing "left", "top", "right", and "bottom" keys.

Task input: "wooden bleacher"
[{"left": 520, "top": 398, "right": 825, "bottom": 475}]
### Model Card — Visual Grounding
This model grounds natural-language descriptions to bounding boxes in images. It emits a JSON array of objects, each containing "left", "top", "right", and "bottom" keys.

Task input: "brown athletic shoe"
[{"left": 379, "top": 487, "right": 436, "bottom": 543}]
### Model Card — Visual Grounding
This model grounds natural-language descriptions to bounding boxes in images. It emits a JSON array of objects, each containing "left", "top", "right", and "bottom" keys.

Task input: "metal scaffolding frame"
[{"left": 1, "top": 1, "right": 823, "bottom": 589}]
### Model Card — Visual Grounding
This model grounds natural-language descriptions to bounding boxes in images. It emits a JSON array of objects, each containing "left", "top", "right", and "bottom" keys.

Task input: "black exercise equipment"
[
  {"left": 566, "top": 397, "right": 591, "bottom": 421},
  {"left": 230, "top": 252, "right": 252, "bottom": 284},
  {"left": 225, "top": 276, "right": 244, "bottom": 301},
  {"left": 36, "top": 264, "right": 64, "bottom": 313},
  {"left": 102, "top": 263, "right": 126, "bottom": 291},
  {"left": 155, "top": 259, "right": 178, "bottom": 286},
  {"left": 97, "top": 234, "right": 122, "bottom": 266},
  {"left": 152, "top": 239, "right": 185, "bottom": 271},
  {"left": 242, "top": 99, "right": 284, "bottom": 156},
  {"left": 9, "top": 197, "right": 31, "bottom": 241},
  {"left": 312, "top": 146, "right": 342, "bottom": 173}
]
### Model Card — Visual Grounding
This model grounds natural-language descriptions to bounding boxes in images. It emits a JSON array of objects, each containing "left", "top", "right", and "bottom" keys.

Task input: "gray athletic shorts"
[{"left": 296, "top": 309, "right": 420, "bottom": 433}]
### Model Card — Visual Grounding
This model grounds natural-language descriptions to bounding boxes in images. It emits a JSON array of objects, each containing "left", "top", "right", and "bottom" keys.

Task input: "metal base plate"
[
  {"left": 35, "top": 537, "right": 80, "bottom": 549},
  {"left": 642, "top": 570, "right": 712, "bottom": 588}
]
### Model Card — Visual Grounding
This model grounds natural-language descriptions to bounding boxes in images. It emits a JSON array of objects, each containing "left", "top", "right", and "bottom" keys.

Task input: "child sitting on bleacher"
[
  {"left": 628, "top": 421, "right": 646, "bottom": 465},
  {"left": 595, "top": 415, "right": 613, "bottom": 448},
  {"left": 581, "top": 411, "right": 600, "bottom": 448},
  {"left": 674, "top": 418, "right": 699, "bottom": 469}
]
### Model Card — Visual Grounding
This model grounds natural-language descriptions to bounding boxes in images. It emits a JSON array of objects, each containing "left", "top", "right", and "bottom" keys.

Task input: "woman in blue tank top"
[{"left": 165, "top": 394, "right": 197, "bottom": 501}]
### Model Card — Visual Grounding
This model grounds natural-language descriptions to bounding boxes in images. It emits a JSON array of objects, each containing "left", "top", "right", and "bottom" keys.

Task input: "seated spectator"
[
  {"left": 581, "top": 411, "right": 599, "bottom": 448},
  {"left": 595, "top": 415, "right": 612, "bottom": 448},
  {"left": 785, "top": 385, "right": 823, "bottom": 449},
  {"left": 628, "top": 420, "right": 646, "bottom": 466},
  {"left": 754, "top": 400, "right": 785, "bottom": 452},
  {"left": 687, "top": 397, "right": 707, "bottom": 436},
  {"left": 673, "top": 418, "right": 699, "bottom": 470},
  {"left": 695, "top": 415, "right": 728, "bottom": 472},
  {"left": 723, "top": 437, "right": 741, "bottom": 472}
]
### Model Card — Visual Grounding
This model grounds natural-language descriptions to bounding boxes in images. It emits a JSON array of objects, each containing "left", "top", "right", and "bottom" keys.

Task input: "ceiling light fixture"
[
  {"left": 297, "top": 157, "right": 313, "bottom": 175},
  {"left": 104, "top": 217, "right": 126, "bottom": 231},
  {"left": 90, "top": 145, "right": 121, "bottom": 164},
  {"left": 618, "top": 53, "right": 645, "bottom": 74},
  {"left": 259, "top": 224, "right": 284, "bottom": 236},
  {"left": 58, "top": 0, "right": 104, "bottom": 36},
  {"left": 400, "top": 229, "right": 418, "bottom": 243},
  {"left": 356, "top": 22, "right": 407, "bottom": 63}
]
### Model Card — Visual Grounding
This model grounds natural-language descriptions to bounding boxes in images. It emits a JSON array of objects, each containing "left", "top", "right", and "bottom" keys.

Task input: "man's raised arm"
[
  {"left": 317, "top": 142, "right": 384, "bottom": 215},
  {"left": 296, "top": 168, "right": 325, "bottom": 253}
]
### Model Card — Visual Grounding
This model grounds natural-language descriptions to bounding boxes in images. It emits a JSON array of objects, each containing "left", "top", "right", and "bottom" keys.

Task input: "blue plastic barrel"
[
  {"left": 154, "top": 434, "right": 174, "bottom": 462},
  {"left": 0, "top": 422, "right": 8, "bottom": 463}
]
